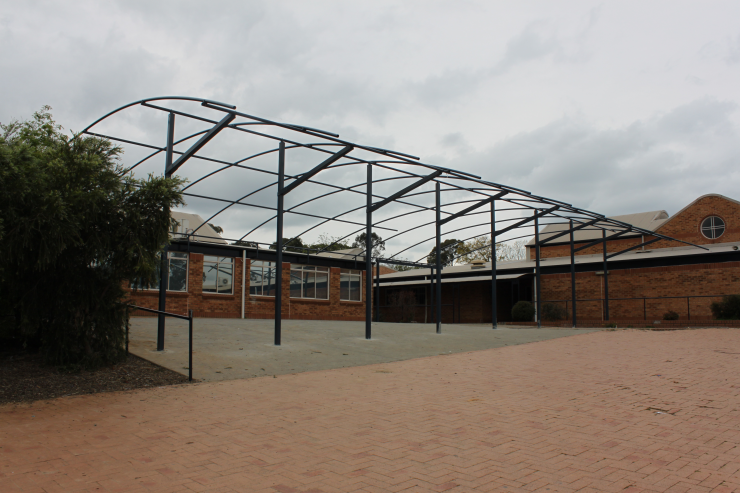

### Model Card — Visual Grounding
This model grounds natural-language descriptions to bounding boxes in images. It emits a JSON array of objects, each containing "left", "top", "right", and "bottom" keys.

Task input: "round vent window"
[{"left": 700, "top": 216, "right": 725, "bottom": 239}]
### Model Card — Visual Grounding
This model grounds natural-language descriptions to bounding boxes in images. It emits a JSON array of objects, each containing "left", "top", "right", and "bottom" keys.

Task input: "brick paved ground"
[{"left": 2, "top": 328, "right": 740, "bottom": 492}]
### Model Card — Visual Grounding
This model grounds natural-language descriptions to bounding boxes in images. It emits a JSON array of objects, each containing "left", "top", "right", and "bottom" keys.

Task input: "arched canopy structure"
[{"left": 83, "top": 97, "right": 705, "bottom": 345}]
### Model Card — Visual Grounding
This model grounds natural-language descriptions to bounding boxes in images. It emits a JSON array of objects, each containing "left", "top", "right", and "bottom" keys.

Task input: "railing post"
[
  {"left": 491, "top": 201, "right": 497, "bottom": 329},
  {"left": 534, "top": 213, "right": 541, "bottom": 328},
  {"left": 570, "top": 219, "right": 577, "bottom": 328},
  {"left": 274, "top": 141, "right": 285, "bottom": 346},
  {"left": 365, "top": 164, "right": 373, "bottom": 340},
  {"left": 602, "top": 230, "right": 610, "bottom": 321},
  {"left": 188, "top": 309, "right": 193, "bottom": 382},
  {"left": 687, "top": 297, "right": 691, "bottom": 321},
  {"left": 435, "top": 182, "right": 442, "bottom": 334}
]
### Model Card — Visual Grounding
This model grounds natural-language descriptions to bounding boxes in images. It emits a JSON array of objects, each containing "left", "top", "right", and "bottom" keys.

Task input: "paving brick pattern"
[{"left": 2, "top": 329, "right": 740, "bottom": 492}]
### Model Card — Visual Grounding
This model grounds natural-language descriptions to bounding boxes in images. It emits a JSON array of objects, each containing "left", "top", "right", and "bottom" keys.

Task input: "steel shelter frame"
[{"left": 82, "top": 97, "right": 706, "bottom": 347}]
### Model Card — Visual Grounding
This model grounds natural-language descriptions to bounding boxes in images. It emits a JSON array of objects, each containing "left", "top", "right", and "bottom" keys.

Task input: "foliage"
[
  {"left": 270, "top": 237, "right": 306, "bottom": 253},
  {"left": 0, "top": 107, "right": 184, "bottom": 368},
  {"left": 427, "top": 238, "right": 460, "bottom": 267},
  {"left": 384, "top": 257, "right": 416, "bottom": 272},
  {"left": 456, "top": 237, "right": 527, "bottom": 264},
  {"left": 662, "top": 310, "right": 679, "bottom": 321},
  {"left": 352, "top": 232, "right": 386, "bottom": 257},
  {"left": 710, "top": 295, "right": 740, "bottom": 320},
  {"left": 232, "top": 240, "right": 259, "bottom": 248},
  {"left": 541, "top": 303, "right": 566, "bottom": 321},
  {"left": 310, "top": 233, "right": 351, "bottom": 253},
  {"left": 207, "top": 223, "right": 223, "bottom": 234},
  {"left": 511, "top": 301, "right": 535, "bottom": 322}
]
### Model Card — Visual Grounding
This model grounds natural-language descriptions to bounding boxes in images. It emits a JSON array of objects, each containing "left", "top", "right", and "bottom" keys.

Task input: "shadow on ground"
[{"left": 128, "top": 319, "right": 597, "bottom": 382}]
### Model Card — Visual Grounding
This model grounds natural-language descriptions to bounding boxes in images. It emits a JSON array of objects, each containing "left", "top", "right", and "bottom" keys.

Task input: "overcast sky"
[{"left": 2, "top": 1, "right": 739, "bottom": 258}]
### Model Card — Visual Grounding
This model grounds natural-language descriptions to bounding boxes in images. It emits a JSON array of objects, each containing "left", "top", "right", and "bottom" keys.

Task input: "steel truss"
[{"left": 83, "top": 97, "right": 707, "bottom": 347}]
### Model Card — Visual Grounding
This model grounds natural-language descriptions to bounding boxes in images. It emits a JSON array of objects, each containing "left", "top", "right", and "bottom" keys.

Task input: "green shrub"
[
  {"left": 710, "top": 295, "right": 740, "bottom": 320},
  {"left": 663, "top": 310, "right": 679, "bottom": 321},
  {"left": 542, "top": 303, "right": 566, "bottom": 321},
  {"left": 511, "top": 301, "right": 535, "bottom": 322}
]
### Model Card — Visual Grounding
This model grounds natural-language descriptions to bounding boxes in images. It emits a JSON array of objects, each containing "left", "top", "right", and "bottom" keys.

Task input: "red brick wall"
[
  {"left": 128, "top": 256, "right": 369, "bottom": 321},
  {"left": 527, "top": 195, "right": 740, "bottom": 260},
  {"left": 529, "top": 236, "right": 645, "bottom": 259},
  {"left": 651, "top": 195, "right": 740, "bottom": 249},
  {"left": 540, "top": 261, "right": 740, "bottom": 322}
]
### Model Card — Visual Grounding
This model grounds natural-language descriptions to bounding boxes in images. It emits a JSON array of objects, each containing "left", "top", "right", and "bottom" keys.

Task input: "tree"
[
  {"left": 352, "top": 232, "right": 386, "bottom": 257},
  {"left": 232, "top": 240, "right": 259, "bottom": 248},
  {"left": 309, "top": 233, "right": 351, "bottom": 253},
  {"left": 270, "top": 237, "right": 305, "bottom": 253},
  {"left": 0, "top": 107, "right": 184, "bottom": 368},
  {"left": 208, "top": 223, "right": 223, "bottom": 234},
  {"left": 427, "top": 238, "right": 460, "bottom": 267},
  {"left": 456, "top": 237, "right": 527, "bottom": 264}
]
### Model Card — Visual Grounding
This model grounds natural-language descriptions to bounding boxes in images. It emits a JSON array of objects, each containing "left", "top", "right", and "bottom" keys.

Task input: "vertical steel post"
[
  {"left": 491, "top": 201, "right": 497, "bottom": 328},
  {"left": 435, "top": 182, "right": 442, "bottom": 334},
  {"left": 188, "top": 309, "right": 193, "bottom": 382},
  {"left": 157, "top": 112, "right": 175, "bottom": 352},
  {"left": 602, "top": 230, "right": 610, "bottom": 321},
  {"left": 274, "top": 141, "right": 285, "bottom": 346},
  {"left": 570, "top": 219, "right": 577, "bottom": 328},
  {"left": 365, "top": 164, "right": 373, "bottom": 340},
  {"left": 534, "top": 214, "right": 541, "bottom": 328},
  {"left": 429, "top": 267, "right": 434, "bottom": 324},
  {"left": 375, "top": 261, "right": 380, "bottom": 322},
  {"left": 687, "top": 297, "right": 691, "bottom": 320}
]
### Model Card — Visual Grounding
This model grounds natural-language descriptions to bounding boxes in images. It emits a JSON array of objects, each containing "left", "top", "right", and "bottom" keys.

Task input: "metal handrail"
[{"left": 126, "top": 304, "right": 194, "bottom": 382}]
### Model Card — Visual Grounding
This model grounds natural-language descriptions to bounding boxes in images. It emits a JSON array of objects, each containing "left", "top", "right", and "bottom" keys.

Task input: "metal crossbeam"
[
  {"left": 536, "top": 218, "right": 601, "bottom": 246},
  {"left": 494, "top": 206, "right": 559, "bottom": 238},
  {"left": 573, "top": 229, "right": 630, "bottom": 253},
  {"left": 439, "top": 191, "right": 508, "bottom": 226},
  {"left": 281, "top": 145, "right": 354, "bottom": 195},
  {"left": 606, "top": 237, "right": 660, "bottom": 259},
  {"left": 167, "top": 113, "right": 235, "bottom": 175},
  {"left": 369, "top": 170, "right": 443, "bottom": 212}
]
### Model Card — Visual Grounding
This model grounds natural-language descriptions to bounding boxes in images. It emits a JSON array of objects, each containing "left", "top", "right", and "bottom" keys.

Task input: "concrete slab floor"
[{"left": 128, "top": 318, "right": 598, "bottom": 382}]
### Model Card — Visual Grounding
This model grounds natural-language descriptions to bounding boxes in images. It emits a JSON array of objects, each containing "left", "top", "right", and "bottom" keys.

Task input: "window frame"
[
  {"left": 700, "top": 216, "right": 726, "bottom": 240},
  {"left": 202, "top": 255, "right": 234, "bottom": 295},
  {"left": 340, "top": 268, "right": 362, "bottom": 302},
  {"left": 131, "top": 251, "right": 188, "bottom": 292},
  {"left": 249, "top": 260, "right": 276, "bottom": 297},
  {"left": 289, "top": 264, "right": 330, "bottom": 300}
]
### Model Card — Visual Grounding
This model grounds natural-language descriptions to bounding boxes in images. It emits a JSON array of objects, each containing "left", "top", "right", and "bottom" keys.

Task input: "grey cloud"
[{"left": 449, "top": 98, "right": 740, "bottom": 216}]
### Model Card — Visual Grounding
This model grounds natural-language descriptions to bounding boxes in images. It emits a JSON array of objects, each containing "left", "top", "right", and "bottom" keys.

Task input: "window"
[
  {"left": 340, "top": 269, "right": 362, "bottom": 301},
  {"left": 701, "top": 216, "right": 725, "bottom": 239},
  {"left": 250, "top": 260, "right": 276, "bottom": 297},
  {"left": 131, "top": 252, "right": 188, "bottom": 292},
  {"left": 290, "top": 265, "right": 329, "bottom": 299},
  {"left": 202, "top": 256, "right": 234, "bottom": 294}
]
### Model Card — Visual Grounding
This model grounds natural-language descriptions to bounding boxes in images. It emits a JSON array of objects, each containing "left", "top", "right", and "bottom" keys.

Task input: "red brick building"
[
  {"left": 127, "top": 213, "right": 396, "bottom": 321},
  {"left": 377, "top": 194, "right": 740, "bottom": 325}
]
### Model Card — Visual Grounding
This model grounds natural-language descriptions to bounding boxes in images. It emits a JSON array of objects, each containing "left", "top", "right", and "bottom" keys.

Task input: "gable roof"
[
  {"left": 526, "top": 210, "right": 669, "bottom": 246},
  {"left": 171, "top": 211, "right": 228, "bottom": 245},
  {"left": 653, "top": 193, "right": 740, "bottom": 235}
]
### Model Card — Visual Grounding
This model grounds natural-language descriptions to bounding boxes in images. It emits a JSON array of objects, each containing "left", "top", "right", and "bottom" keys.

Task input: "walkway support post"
[
  {"left": 435, "top": 182, "right": 442, "bottom": 334},
  {"left": 157, "top": 111, "right": 175, "bottom": 351},
  {"left": 365, "top": 164, "right": 372, "bottom": 340},
  {"left": 274, "top": 141, "right": 285, "bottom": 346},
  {"left": 602, "top": 229, "right": 610, "bottom": 321},
  {"left": 491, "top": 200, "right": 497, "bottom": 328},
  {"left": 375, "top": 261, "right": 380, "bottom": 322},
  {"left": 534, "top": 213, "right": 542, "bottom": 328},
  {"left": 570, "top": 219, "right": 577, "bottom": 328}
]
